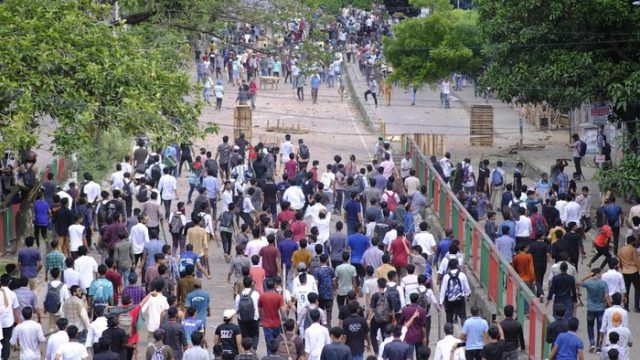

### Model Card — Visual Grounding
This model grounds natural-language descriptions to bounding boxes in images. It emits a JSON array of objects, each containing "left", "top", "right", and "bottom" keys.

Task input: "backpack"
[
  {"left": 237, "top": 290, "right": 255, "bottom": 322},
  {"left": 136, "top": 186, "right": 149, "bottom": 203},
  {"left": 373, "top": 292, "right": 391, "bottom": 323},
  {"left": 578, "top": 140, "right": 587, "bottom": 157},
  {"left": 309, "top": 256, "right": 322, "bottom": 276},
  {"left": 151, "top": 344, "right": 166, "bottom": 360},
  {"left": 43, "top": 282, "right": 64, "bottom": 313},
  {"left": 220, "top": 211, "right": 234, "bottom": 229},
  {"left": 92, "top": 279, "right": 110, "bottom": 305},
  {"left": 97, "top": 202, "right": 109, "bottom": 226},
  {"left": 416, "top": 289, "right": 431, "bottom": 313},
  {"left": 491, "top": 169, "right": 503, "bottom": 187},
  {"left": 385, "top": 191, "right": 398, "bottom": 212},
  {"left": 386, "top": 284, "right": 401, "bottom": 313},
  {"left": 463, "top": 164, "right": 471, "bottom": 182},
  {"left": 205, "top": 159, "right": 218, "bottom": 176},
  {"left": 169, "top": 213, "right": 184, "bottom": 235},
  {"left": 299, "top": 144, "right": 309, "bottom": 159},
  {"left": 118, "top": 307, "right": 134, "bottom": 335},
  {"left": 150, "top": 164, "right": 162, "bottom": 182},
  {"left": 276, "top": 333, "right": 299, "bottom": 360},
  {"left": 445, "top": 270, "right": 463, "bottom": 302},
  {"left": 122, "top": 180, "right": 133, "bottom": 197},
  {"left": 22, "top": 166, "right": 36, "bottom": 189},
  {"left": 106, "top": 200, "right": 119, "bottom": 221},
  {"left": 534, "top": 215, "right": 546, "bottom": 238},
  {"left": 303, "top": 306, "right": 314, "bottom": 330}
]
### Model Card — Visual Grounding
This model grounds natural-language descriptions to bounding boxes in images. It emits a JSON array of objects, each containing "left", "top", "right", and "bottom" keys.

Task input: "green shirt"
[
  {"left": 45, "top": 250, "right": 66, "bottom": 275},
  {"left": 580, "top": 278, "right": 608, "bottom": 312},
  {"left": 335, "top": 263, "right": 357, "bottom": 296}
]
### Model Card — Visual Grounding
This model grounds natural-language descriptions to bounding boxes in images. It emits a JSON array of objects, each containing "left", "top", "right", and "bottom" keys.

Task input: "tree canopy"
[
  {"left": 476, "top": 0, "right": 640, "bottom": 114},
  {"left": 383, "top": 4, "right": 483, "bottom": 86},
  {"left": 0, "top": 0, "right": 209, "bottom": 155}
]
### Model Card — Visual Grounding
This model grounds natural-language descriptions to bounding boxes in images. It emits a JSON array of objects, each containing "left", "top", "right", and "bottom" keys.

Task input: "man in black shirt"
[
  {"left": 214, "top": 309, "right": 242, "bottom": 360},
  {"left": 547, "top": 262, "right": 576, "bottom": 320},
  {"left": 542, "top": 200, "right": 560, "bottom": 231},
  {"left": 342, "top": 302, "right": 370, "bottom": 359},
  {"left": 261, "top": 177, "right": 279, "bottom": 221},
  {"left": 480, "top": 325, "right": 504, "bottom": 360},
  {"left": 368, "top": 278, "right": 395, "bottom": 354},
  {"left": 528, "top": 235, "right": 551, "bottom": 298},
  {"left": 320, "top": 327, "right": 352, "bottom": 360},
  {"left": 562, "top": 222, "right": 584, "bottom": 268},
  {"left": 500, "top": 305, "right": 525, "bottom": 358},
  {"left": 545, "top": 304, "right": 569, "bottom": 344}
]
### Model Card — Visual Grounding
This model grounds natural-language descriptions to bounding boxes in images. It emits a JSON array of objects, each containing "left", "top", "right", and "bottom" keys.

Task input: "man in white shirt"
[
  {"left": 141, "top": 281, "right": 170, "bottom": 341},
  {"left": 158, "top": 167, "right": 177, "bottom": 220},
  {"left": 400, "top": 152, "right": 413, "bottom": 180},
  {"left": 234, "top": 278, "right": 261, "bottom": 349},
  {"left": 514, "top": 208, "right": 532, "bottom": 247},
  {"left": 600, "top": 293, "right": 628, "bottom": 342},
  {"left": 556, "top": 195, "right": 568, "bottom": 225},
  {"left": 245, "top": 229, "right": 268, "bottom": 259},
  {"left": 55, "top": 325, "right": 89, "bottom": 360},
  {"left": 0, "top": 274, "right": 21, "bottom": 360},
  {"left": 120, "top": 156, "right": 133, "bottom": 175},
  {"left": 433, "top": 323, "right": 462, "bottom": 360},
  {"left": 73, "top": 246, "right": 98, "bottom": 292},
  {"left": 110, "top": 164, "right": 125, "bottom": 191},
  {"left": 304, "top": 309, "right": 330, "bottom": 360},
  {"left": 81, "top": 173, "right": 101, "bottom": 205},
  {"left": 63, "top": 258, "right": 81, "bottom": 289},
  {"left": 439, "top": 153, "right": 453, "bottom": 183},
  {"left": 438, "top": 259, "right": 471, "bottom": 324},
  {"left": 403, "top": 170, "right": 420, "bottom": 196},
  {"left": 46, "top": 268, "right": 71, "bottom": 332},
  {"left": 84, "top": 306, "right": 107, "bottom": 348},
  {"left": 564, "top": 195, "right": 582, "bottom": 230},
  {"left": 45, "top": 318, "right": 69, "bottom": 360},
  {"left": 413, "top": 222, "right": 436, "bottom": 260},
  {"left": 282, "top": 182, "right": 305, "bottom": 211},
  {"left": 601, "top": 259, "right": 626, "bottom": 297},
  {"left": 279, "top": 134, "right": 294, "bottom": 166},
  {"left": 10, "top": 307, "right": 45, "bottom": 360},
  {"left": 575, "top": 186, "right": 593, "bottom": 234},
  {"left": 130, "top": 215, "right": 150, "bottom": 267}
]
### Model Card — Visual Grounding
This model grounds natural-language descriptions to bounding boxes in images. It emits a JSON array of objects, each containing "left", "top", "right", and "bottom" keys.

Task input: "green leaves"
[
  {"left": 0, "top": 0, "right": 205, "bottom": 155},
  {"left": 384, "top": 9, "right": 483, "bottom": 87}
]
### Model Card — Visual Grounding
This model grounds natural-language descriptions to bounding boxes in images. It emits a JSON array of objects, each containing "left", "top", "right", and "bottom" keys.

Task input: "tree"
[
  {"left": 383, "top": 4, "right": 483, "bottom": 87},
  {"left": 0, "top": 0, "right": 213, "bottom": 249},
  {"left": 476, "top": 0, "right": 640, "bottom": 113},
  {"left": 476, "top": 0, "right": 640, "bottom": 196}
]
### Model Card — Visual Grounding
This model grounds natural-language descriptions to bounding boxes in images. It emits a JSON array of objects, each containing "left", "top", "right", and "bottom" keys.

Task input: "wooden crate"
[
  {"left": 470, "top": 104, "right": 494, "bottom": 146},
  {"left": 234, "top": 105, "right": 252, "bottom": 142}
]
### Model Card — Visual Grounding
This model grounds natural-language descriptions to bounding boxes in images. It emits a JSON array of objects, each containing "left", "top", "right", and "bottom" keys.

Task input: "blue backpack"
[{"left": 491, "top": 169, "right": 503, "bottom": 186}]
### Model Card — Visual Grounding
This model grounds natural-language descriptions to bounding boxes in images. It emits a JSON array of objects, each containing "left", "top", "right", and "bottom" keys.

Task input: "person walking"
[
  {"left": 460, "top": 305, "right": 489, "bottom": 360},
  {"left": 617, "top": 235, "right": 640, "bottom": 312},
  {"left": 214, "top": 80, "right": 224, "bottom": 110},
  {"left": 578, "top": 268, "right": 610, "bottom": 352},
  {"left": 310, "top": 73, "right": 320, "bottom": 104},
  {"left": 364, "top": 78, "right": 378, "bottom": 108},
  {"left": 295, "top": 73, "right": 306, "bottom": 101},
  {"left": 547, "top": 262, "right": 577, "bottom": 319},
  {"left": 438, "top": 259, "right": 470, "bottom": 325}
]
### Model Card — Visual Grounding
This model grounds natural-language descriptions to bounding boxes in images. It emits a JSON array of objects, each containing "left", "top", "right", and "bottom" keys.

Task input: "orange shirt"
[
  {"left": 250, "top": 265, "right": 265, "bottom": 294},
  {"left": 594, "top": 225, "right": 613, "bottom": 248},
  {"left": 512, "top": 252, "right": 535, "bottom": 282}
]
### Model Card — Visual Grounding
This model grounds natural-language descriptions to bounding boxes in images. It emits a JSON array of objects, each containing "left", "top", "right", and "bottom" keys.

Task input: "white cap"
[{"left": 223, "top": 309, "right": 236, "bottom": 320}]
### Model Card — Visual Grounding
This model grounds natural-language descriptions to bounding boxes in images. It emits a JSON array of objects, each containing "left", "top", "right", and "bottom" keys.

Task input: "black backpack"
[
  {"left": 237, "top": 290, "right": 255, "bottom": 322},
  {"left": 169, "top": 213, "right": 184, "bottom": 235},
  {"left": 299, "top": 144, "right": 310, "bottom": 159},
  {"left": 43, "top": 282, "right": 64, "bottom": 313},
  {"left": 386, "top": 284, "right": 401, "bottom": 313},
  {"left": 150, "top": 164, "right": 162, "bottom": 182},
  {"left": 136, "top": 185, "right": 149, "bottom": 203},
  {"left": 578, "top": 140, "right": 587, "bottom": 157},
  {"left": 22, "top": 166, "right": 36, "bottom": 189},
  {"left": 220, "top": 211, "right": 234, "bottom": 228},
  {"left": 416, "top": 289, "right": 431, "bottom": 313}
]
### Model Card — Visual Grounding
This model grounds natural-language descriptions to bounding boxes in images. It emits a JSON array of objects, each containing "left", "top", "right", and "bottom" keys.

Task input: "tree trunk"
[{"left": 13, "top": 197, "right": 35, "bottom": 254}]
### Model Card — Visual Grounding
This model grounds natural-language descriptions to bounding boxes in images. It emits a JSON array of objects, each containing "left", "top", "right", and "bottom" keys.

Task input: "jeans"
[
  {"left": 364, "top": 90, "right": 378, "bottom": 106},
  {"left": 352, "top": 355, "right": 363, "bottom": 360},
  {"left": 573, "top": 157, "right": 582, "bottom": 178},
  {"left": 465, "top": 349, "right": 482, "bottom": 360},
  {"left": 612, "top": 225, "right": 621, "bottom": 255},
  {"left": 34, "top": 225, "right": 47, "bottom": 247},
  {"left": 370, "top": 319, "right": 389, "bottom": 354},
  {"left": 319, "top": 298, "right": 334, "bottom": 327},
  {"left": 297, "top": 87, "right": 304, "bottom": 100},
  {"left": 336, "top": 295, "right": 348, "bottom": 307},
  {"left": 555, "top": 298, "right": 574, "bottom": 319},
  {"left": 443, "top": 93, "right": 450, "bottom": 108},
  {"left": 623, "top": 272, "right": 640, "bottom": 310},
  {"left": 188, "top": 183, "right": 196, "bottom": 203},
  {"left": 221, "top": 231, "right": 233, "bottom": 255},
  {"left": 162, "top": 199, "right": 172, "bottom": 220},
  {"left": 263, "top": 327, "right": 281, "bottom": 355},
  {"left": 172, "top": 234, "right": 185, "bottom": 255},
  {"left": 239, "top": 320, "right": 260, "bottom": 350},
  {"left": 118, "top": 268, "right": 130, "bottom": 289},
  {"left": 586, "top": 310, "right": 604, "bottom": 347},
  {"left": 347, "top": 222, "right": 360, "bottom": 236},
  {"left": 334, "top": 189, "right": 346, "bottom": 212},
  {"left": 216, "top": 97, "right": 223, "bottom": 110},
  {"left": 311, "top": 88, "right": 318, "bottom": 103}
]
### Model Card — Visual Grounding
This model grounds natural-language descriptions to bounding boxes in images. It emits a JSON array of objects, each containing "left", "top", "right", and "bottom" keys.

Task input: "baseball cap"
[
  {"left": 128, "top": 273, "right": 138, "bottom": 284},
  {"left": 223, "top": 309, "right": 236, "bottom": 320},
  {"left": 612, "top": 311, "right": 622, "bottom": 326},
  {"left": 297, "top": 262, "right": 307, "bottom": 271}
]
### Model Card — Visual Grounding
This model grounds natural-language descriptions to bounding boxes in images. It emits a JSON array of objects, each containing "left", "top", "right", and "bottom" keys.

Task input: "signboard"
[
  {"left": 590, "top": 103, "right": 611, "bottom": 125},
  {"left": 595, "top": 155, "right": 606, "bottom": 164}
]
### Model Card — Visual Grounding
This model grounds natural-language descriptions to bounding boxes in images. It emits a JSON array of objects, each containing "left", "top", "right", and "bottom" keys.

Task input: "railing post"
[
  {"left": 451, "top": 204, "right": 459, "bottom": 234},
  {"left": 433, "top": 181, "right": 440, "bottom": 217},
  {"left": 472, "top": 228, "right": 480, "bottom": 274},
  {"left": 497, "top": 264, "right": 505, "bottom": 309},
  {"left": 480, "top": 240, "right": 490, "bottom": 293},
  {"left": 439, "top": 187, "right": 446, "bottom": 223},
  {"left": 529, "top": 304, "right": 537, "bottom": 360},
  {"left": 517, "top": 288, "right": 526, "bottom": 322},
  {"left": 445, "top": 195, "right": 452, "bottom": 230},
  {"left": 507, "top": 274, "right": 514, "bottom": 306}
]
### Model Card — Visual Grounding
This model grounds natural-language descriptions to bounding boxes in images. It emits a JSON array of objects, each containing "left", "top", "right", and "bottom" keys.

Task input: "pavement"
[{"left": 345, "top": 61, "right": 637, "bottom": 359}]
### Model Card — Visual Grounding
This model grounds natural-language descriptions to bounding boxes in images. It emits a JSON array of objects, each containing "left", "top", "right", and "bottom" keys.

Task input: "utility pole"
[{"left": 519, "top": 117, "right": 524, "bottom": 145}]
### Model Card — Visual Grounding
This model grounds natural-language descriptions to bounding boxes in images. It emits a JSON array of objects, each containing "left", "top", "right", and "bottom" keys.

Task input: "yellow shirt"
[
  {"left": 291, "top": 249, "right": 312, "bottom": 270},
  {"left": 375, "top": 264, "right": 397, "bottom": 281},
  {"left": 186, "top": 226, "right": 208, "bottom": 255}
]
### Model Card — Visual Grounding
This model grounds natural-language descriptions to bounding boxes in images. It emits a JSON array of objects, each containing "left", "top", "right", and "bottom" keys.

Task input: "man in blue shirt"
[
  {"left": 313, "top": 254, "right": 336, "bottom": 326},
  {"left": 603, "top": 195, "right": 624, "bottom": 254},
  {"left": 182, "top": 307, "right": 204, "bottom": 346},
  {"left": 186, "top": 282, "right": 210, "bottom": 328},
  {"left": 310, "top": 73, "right": 320, "bottom": 104},
  {"left": 348, "top": 223, "right": 370, "bottom": 290},
  {"left": 435, "top": 229, "right": 453, "bottom": 264},
  {"left": 461, "top": 305, "right": 489, "bottom": 359},
  {"left": 344, "top": 192, "right": 363, "bottom": 235},
  {"left": 499, "top": 212, "right": 517, "bottom": 239},
  {"left": 278, "top": 229, "right": 298, "bottom": 287},
  {"left": 17, "top": 236, "right": 42, "bottom": 287},
  {"left": 548, "top": 317, "right": 584, "bottom": 360},
  {"left": 495, "top": 226, "right": 515, "bottom": 263},
  {"left": 202, "top": 169, "right": 219, "bottom": 218},
  {"left": 141, "top": 229, "right": 164, "bottom": 284}
]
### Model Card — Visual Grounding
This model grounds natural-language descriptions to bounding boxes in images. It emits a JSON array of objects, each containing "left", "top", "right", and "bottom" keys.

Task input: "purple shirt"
[
  {"left": 18, "top": 247, "right": 41, "bottom": 279},
  {"left": 401, "top": 304, "right": 427, "bottom": 344},
  {"left": 122, "top": 285, "right": 146, "bottom": 305},
  {"left": 34, "top": 200, "right": 49, "bottom": 226}
]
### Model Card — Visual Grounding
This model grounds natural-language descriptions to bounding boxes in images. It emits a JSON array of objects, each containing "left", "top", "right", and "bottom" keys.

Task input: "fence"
[
  {"left": 0, "top": 157, "right": 68, "bottom": 253},
  {"left": 404, "top": 135, "right": 554, "bottom": 360}
]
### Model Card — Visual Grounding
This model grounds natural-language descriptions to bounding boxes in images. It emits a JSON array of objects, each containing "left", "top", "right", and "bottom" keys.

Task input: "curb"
[{"left": 344, "top": 63, "right": 382, "bottom": 135}]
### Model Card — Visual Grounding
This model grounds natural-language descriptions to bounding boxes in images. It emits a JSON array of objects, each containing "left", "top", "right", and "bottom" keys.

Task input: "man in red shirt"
[
  {"left": 258, "top": 278, "right": 287, "bottom": 354},
  {"left": 258, "top": 234, "right": 281, "bottom": 279},
  {"left": 389, "top": 226, "right": 411, "bottom": 278},
  {"left": 104, "top": 257, "right": 123, "bottom": 305},
  {"left": 249, "top": 255, "right": 266, "bottom": 294},
  {"left": 275, "top": 201, "right": 296, "bottom": 228},
  {"left": 284, "top": 153, "right": 298, "bottom": 180}
]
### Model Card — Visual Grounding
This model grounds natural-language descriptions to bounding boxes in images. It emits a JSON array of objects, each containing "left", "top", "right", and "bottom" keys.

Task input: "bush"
[{"left": 77, "top": 129, "right": 130, "bottom": 183}]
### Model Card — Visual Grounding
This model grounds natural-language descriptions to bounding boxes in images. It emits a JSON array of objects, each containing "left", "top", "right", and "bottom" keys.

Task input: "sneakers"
[{"left": 589, "top": 345, "right": 596, "bottom": 353}]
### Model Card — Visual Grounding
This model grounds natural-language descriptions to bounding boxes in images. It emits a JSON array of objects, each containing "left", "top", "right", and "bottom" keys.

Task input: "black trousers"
[
  {"left": 1, "top": 325, "right": 14, "bottom": 360},
  {"left": 364, "top": 90, "right": 378, "bottom": 106},
  {"left": 221, "top": 231, "right": 233, "bottom": 255},
  {"left": 444, "top": 297, "right": 467, "bottom": 325},
  {"left": 370, "top": 319, "right": 389, "bottom": 355},
  {"left": 534, "top": 263, "right": 547, "bottom": 297},
  {"left": 319, "top": 298, "right": 334, "bottom": 327},
  {"left": 238, "top": 320, "right": 260, "bottom": 350},
  {"left": 623, "top": 272, "right": 640, "bottom": 310},
  {"left": 590, "top": 245, "right": 612, "bottom": 269}
]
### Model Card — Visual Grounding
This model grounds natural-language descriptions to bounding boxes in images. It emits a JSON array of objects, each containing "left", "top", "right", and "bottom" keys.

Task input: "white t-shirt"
[
  {"left": 320, "top": 172, "right": 335, "bottom": 192},
  {"left": 45, "top": 330, "right": 69, "bottom": 360},
  {"left": 158, "top": 174, "right": 177, "bottom": 201},
  {"left": 141, "top": 294, "right": 170, "bottom": 332},
  {"left": 413, "top": 231, "right": 436, "bottom": 256},
  {"left": 55, "top": 341, "right": 88, "bottom": 360},
  {"left": 0, "top": 288, "right": 19, "bottom": 328},
  {"left": 110, "top": 171, "right": 124, "bottom": 190},
  {"left": 74, "top": 256, "right": 98, "bottom": 290},
  {"left": 129, "top": 223, "right": 150, "bottom": 255},
  {"left": 68, "top": 224, "right": 85, "bottom": 252},
  {"left": 82, "top": 181, "right": 101, "bottom": 204},
  {"left": 279, "top": 141, "right": 294, "bottom": 161},
  {"left": 63, "top": 268, "right": 81, "bottom": 289},
  {"left": 293, "top": 283, "right": 316, "bottom": 318}
]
